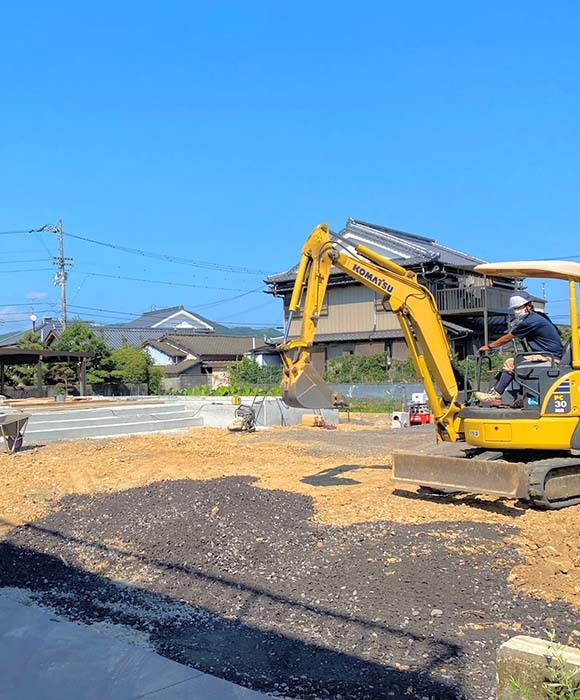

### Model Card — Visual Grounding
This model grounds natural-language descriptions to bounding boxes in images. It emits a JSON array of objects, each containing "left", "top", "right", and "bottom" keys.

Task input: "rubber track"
[{"left": 527, "top": 457, "right": 580, "bottom": 509}]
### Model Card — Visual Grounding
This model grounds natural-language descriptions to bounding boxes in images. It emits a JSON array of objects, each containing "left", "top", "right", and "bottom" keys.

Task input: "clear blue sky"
[{"left": 1, "top": 0, "right": 578, "bottom": 332}]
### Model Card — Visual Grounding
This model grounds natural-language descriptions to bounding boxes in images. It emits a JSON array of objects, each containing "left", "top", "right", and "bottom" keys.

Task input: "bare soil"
[
  {"left": 1, "top": 421, "right": 578, "bottom": 608},
  {"left": 1, "top": 418, "right": 579, "bottom": 699}
]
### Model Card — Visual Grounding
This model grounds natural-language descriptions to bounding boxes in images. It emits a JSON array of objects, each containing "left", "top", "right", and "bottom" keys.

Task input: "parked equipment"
[
  {"left": 408, "top": 403, "right": 431, "bottom": 426},
  {"left": 0, "top": 412, "right": 31, "bottom": 453},
  {"left": 227, "top": 404, "right": 257, "bottom": 432},
  {"left": 277, "top": 223, "right": 580, "bottom": 509}
]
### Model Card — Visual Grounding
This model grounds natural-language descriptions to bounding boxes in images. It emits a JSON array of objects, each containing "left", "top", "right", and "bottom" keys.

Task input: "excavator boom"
[{"left": 277, "top": 223, "right": 464, "bottom": 441}]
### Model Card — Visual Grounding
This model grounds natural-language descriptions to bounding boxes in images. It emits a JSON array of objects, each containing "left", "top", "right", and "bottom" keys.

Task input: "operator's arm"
[{"left": 478, "top": 332, "right": 515, "bottom": 354}]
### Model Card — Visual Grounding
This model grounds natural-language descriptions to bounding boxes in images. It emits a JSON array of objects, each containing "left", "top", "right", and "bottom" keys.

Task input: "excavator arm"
[{"left": 277, "top": 223, "right": 464, "bottom": 442}]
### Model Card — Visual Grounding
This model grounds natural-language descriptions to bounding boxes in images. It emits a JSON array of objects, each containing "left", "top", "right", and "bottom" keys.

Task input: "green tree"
[
  {"left": 324, "top": 353, "right": 423, "bottom": 384},
  {"left": 19, "top": 330, "right": 43, "bottom": 350},
  {"left": 227, "top": 356, "right": 282, "bottom": 388},
  {"left": 324, "top": 352, "right": 387, "bottom": 383},
  {"left": 50, "top": 320, "right": 113, "bottom": 385},
  {"left": 110, "top": 346, "right": 149, "bottom": 383},
  {"left": 111, "top": 345, "right": 165, "bottom": 394},
  {"left": 147, "top": 364, "right": 165, "bottom": 395},
  {"left": 385, "top": 358, "right": 422, "bottom": 383}
]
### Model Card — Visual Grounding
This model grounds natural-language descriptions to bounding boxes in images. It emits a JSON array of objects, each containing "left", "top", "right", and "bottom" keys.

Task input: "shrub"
[{"left": 324, "top": 353, "right": 421, "bottom": 384}]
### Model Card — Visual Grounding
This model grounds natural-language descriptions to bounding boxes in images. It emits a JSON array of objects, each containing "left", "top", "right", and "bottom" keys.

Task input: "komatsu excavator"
[{"left": 277, "top": 223, "right": 580, "bottom": 510}]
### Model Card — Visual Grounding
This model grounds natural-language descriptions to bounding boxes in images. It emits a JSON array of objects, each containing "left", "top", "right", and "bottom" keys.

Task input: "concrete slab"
[
  {"left": 0, "top": 589, "right": 272, "bottom": 700},
  {"left": 496, "top": 634, "right": 580, "bottom": 699},
  {"left": 20, "top": 396, "right": 340, "bottom": 442}
]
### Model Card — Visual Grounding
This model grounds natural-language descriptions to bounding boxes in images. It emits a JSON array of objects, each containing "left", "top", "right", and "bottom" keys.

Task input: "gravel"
[{"left": 0, "top": 473, "right": 576, "bottom": 700}]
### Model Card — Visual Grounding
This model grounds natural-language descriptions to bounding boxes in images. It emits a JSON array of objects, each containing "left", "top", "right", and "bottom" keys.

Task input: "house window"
[{"left": 327, "top": 343, "right": 355, "bottom": 360}]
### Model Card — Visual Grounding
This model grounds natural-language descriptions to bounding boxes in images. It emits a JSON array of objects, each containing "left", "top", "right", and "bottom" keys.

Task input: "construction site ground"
[{"left": 1, "top": 415, "right": 579, "bottom": 699}]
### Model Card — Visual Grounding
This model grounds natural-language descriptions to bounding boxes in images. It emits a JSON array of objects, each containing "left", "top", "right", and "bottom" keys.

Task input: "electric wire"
[
  {"left": 74, "top": 269, "right": 262, "bottom": 292},
  {"left": 0, "top": 268, "right": 54, "bottom": 274},
  {"left": 2, "top": 259, "right": 53, "bottom": 264},
  {"left": 62, "top": 230, "right": 273, "bottom": 276}
]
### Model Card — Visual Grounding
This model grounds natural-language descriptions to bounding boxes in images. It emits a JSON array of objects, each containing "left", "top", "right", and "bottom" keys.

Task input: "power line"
[
  {"left": 536, "top": 254, "right": 580, "bottom": 261},
  {"left": 194, "top": 288, "right": 263, "bottom": 309},
  {"left": 0, "top": 268, "right": 54, "bottom": 274},
  {"left": 63, "top": 230, "right": 273, "bottom": 276},
  {"left": 2, "top": 259, "right": 53, "bottom": 264},
  {"left": 67, "top": 304, "right": 137, "bottom": 317},
  {"left": 75, "top": 269, "right": 262, "bottom": 292},
  {"left": 0, "top": 302, "right": 57, "bottom": 307}
]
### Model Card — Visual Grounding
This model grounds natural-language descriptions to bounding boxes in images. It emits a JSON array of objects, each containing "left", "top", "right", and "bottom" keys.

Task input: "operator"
[{"left": 474, "top": 291, "right": 564, "bottom": 403}]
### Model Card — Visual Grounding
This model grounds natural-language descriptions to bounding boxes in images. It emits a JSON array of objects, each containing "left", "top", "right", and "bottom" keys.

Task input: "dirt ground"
[
  {"left": 2, "top": 417, "right": 580, "bottom": 699},
  {"left": 1, "top": 417, "right": 579, "bottom": 609}
]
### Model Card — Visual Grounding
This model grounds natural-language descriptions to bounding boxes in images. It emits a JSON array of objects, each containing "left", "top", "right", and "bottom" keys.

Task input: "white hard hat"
[{"left": 509, "top": 292, "right": 532, "bottom": 309}]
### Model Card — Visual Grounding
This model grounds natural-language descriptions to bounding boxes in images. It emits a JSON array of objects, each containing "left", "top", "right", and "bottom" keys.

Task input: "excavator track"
[
  {"left": 392, "top": 449, "right": 580, "bottom": 509},
  {"left": 527, "top": 457, "right": 580, "bottom": 509}
]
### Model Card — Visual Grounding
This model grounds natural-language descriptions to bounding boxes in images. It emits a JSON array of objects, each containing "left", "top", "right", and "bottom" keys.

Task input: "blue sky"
[{"left": 1, "top": 1, "right": 578, "bottom": 332}]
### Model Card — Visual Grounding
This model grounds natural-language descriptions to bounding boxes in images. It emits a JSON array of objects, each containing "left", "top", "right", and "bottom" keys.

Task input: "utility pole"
[
  {"left": 55, "top": 219, "right": 68, "bottom": 328},
  {"left": 35, "top": 219, "right": 72, "bottom": 329}
]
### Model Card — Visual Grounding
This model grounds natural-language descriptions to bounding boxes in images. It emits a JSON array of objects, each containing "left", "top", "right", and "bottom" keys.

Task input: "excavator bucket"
[
  {"left": 391, "top": 447, "right": 530, "bottom": 499},
  {"left": 282, "top": 364, "right": 336, "bottom": 409}
]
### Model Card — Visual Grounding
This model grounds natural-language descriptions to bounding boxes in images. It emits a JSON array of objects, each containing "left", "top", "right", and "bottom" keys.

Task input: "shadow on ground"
[
  {"left": 0, "top": 543, "right": 462, "bottom": 699},
  {"left": 0, "top": 475, "right": 575, "bottom": 699},
  {"left": 301, "top": 463, "right": 390, "bottom": 487}
]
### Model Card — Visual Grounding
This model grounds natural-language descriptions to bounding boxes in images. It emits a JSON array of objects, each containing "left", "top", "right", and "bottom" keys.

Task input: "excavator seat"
[{"left": 512, "top": 341, "right": 571, "bottom": 410}]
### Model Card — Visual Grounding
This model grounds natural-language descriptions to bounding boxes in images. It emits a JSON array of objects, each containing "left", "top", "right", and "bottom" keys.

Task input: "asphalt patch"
[{"left": 0, "top": 476, "right": 575, "bottom": 699}]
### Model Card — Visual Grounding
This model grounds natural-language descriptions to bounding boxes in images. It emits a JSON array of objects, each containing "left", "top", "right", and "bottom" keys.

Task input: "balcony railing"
[{"left": 435, "top": 286, "right": 514, "bottom": 314}]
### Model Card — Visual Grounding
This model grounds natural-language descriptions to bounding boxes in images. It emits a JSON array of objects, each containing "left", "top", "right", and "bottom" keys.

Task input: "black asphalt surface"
[{"left": 0, "top": 467, "right": 576, "bottom": 700}]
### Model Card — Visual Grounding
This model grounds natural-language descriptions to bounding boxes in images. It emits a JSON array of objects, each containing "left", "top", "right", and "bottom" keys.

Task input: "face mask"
[{"left": 514, "top": 307, "right": 527, "bottom": 320}]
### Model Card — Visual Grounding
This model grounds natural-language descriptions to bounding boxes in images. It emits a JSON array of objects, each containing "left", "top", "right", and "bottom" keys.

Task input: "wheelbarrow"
[{"left": 0, "top": 412, "right": 31, "bottom": 453}]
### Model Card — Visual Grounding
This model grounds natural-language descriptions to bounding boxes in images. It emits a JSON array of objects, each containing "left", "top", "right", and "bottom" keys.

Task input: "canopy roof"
[
  {"left": 0, "top": 348, "right": 92, "bottom": 365},
  {"left": 475, "top": 260, "right": 580, "bottom": 282}
]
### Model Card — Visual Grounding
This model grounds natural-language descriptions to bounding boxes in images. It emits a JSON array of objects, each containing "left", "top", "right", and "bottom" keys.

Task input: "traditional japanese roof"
[
  {"left": 161, "top": 359, "right": 201, "bottom": 376},
  {"left": 0, "top": 319, "right": 63, "bottom": 348},
  {"left": 96, "top": 327, "right": 173, "bottom": 350},
  {"left": 158, "top": 334, "right": 262, "bottom": 357},
  {"left": 248, "top": 343, "right": 279, "bottom": 355},
  {"left": 339, "top": 219, "right": 484, "bottom": 269},
  {"left": 267, "top": 217, "right": 486, "bottom": 285},
  {"left": 122, "top": 306, "right": 223, "bottom": 332},
  {"left": 145, "top": 339, "right": 188, "bottom": 359}
]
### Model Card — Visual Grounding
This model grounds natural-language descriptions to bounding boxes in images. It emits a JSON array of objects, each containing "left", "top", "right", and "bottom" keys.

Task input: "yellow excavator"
[{"left": 277, "top": 223, "right": 580, "bottom": 509}]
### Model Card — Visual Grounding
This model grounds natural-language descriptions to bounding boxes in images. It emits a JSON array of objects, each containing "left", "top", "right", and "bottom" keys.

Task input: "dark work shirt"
[{"left": 512, "top": 310, "right": 564, "bottom": 358}]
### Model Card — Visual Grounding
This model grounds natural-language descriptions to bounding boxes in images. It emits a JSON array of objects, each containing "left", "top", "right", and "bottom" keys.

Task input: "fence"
[
  {"left": 332, "top": 383, "right": 425, "bottom": 403},
  {"left": 89, "top": 383, "right": 149, "bottom": 397}
]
